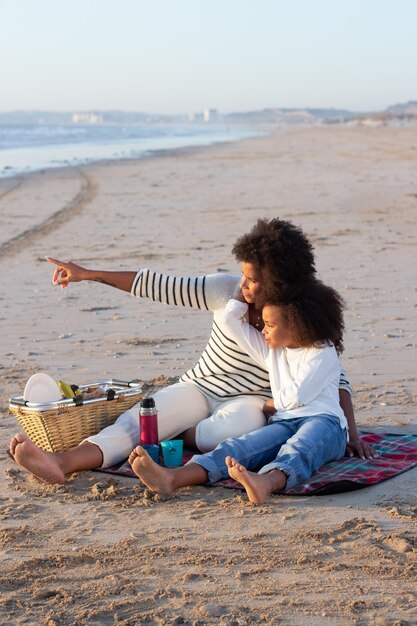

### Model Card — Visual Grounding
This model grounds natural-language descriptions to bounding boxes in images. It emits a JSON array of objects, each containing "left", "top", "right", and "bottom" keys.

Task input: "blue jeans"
[{"left": 189, "top": 414, "right": 347, "bottom": 491}]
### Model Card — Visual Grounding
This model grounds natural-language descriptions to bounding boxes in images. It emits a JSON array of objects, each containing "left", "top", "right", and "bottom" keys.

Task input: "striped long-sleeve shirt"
[{"left": 131, "top": 269, "right": 352, "bottom": 400}]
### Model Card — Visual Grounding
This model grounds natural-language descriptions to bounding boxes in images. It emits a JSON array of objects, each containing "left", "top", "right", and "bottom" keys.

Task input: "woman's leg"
[
  {"left": 9, "top": 434, "right": 103, "bottom": 484},
  {"left": 129, "top": 446, "right": 209, "bottom": 494},
  {"left": 155, "top": 383, "right": 209, "bottom": 441},
  {"left": 9, "top": 382, "right": 209, "bottom": 483},
  {"left": 258, "top": 414, "right": 347, "bottom": 490},
  {"left": 194, "top": 395, "right": 267, "bottom": 452},
  {"left": 85, "top": 382, "right": 209, "bottom": 467}
]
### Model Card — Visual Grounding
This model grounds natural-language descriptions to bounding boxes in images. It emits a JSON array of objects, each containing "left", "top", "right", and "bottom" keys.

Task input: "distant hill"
[
  {"left": 0, "top": 110, "right": 73, "bottom": 125},
  {"left": 224, "top": 101, "right": 416, "bottom": 125},
  {"left": 0, "top": 110, "right": 182, "bottom": 125},
  {"left": 384, "top": 101, "right": 417, "bottom": 116},
  {"left": 223, "top": 107, "right": 361, "bottom": 124}
]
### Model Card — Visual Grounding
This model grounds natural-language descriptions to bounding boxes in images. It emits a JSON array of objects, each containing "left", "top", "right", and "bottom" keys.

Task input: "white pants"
[{"left": 86, "top": 382, "right": 267, "bottom": 467}]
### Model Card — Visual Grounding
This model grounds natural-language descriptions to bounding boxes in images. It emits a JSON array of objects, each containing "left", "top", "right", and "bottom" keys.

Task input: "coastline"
[
  {"left": 0, "top": 124, "right": 267, "bottom": 181},
  {"left": 1, "top": 125, "right": 416, "bottom": 624},
  {"left": 0, "top": 130, "right": 273, "bottom": 264}
]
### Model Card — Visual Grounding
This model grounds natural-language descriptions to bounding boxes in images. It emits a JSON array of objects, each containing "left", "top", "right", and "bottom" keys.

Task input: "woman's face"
[
  {"left": 240, "top": 262, "right": 264, "bottom": 305},
  {"left": 261, "top": 305, "right": 299, "bottom": 349}
]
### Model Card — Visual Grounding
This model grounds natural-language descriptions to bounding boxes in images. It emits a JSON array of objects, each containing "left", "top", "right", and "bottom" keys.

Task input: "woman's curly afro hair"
[{"left": 232, "top": 218, "right": 316, "bottom": 291}]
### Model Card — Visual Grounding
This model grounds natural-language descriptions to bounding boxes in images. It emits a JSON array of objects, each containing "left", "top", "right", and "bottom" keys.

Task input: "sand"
[{"left": 1, "top": 126, "right": 416, "bottom": 625}]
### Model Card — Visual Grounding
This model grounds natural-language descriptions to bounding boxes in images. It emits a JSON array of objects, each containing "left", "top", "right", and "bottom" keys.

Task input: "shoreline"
[
  {"left": 0, "top": 125, "right": 268, "bottom": 182},
  {"left": 0, "top": 128, "right": 272, "bottom": 202}
]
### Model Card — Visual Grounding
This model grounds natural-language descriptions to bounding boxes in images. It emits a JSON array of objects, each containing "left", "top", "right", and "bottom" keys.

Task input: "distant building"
[
  {"left": 188, "top": 112, "right": 204, "bottom": 123},
  {"left": 72, "top": 112, "right": 103, "bottom": 124},
  {"left": 188, "top": 109, "right": 219, "bottom": 123},
  {"left": 203, "top": 108, "right": 219, "bottom": 122}
]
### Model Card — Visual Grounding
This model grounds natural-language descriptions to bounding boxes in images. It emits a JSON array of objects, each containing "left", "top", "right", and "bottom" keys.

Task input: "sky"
[{"left": 1, "top": 0, "right": 416, "bottom": 114}]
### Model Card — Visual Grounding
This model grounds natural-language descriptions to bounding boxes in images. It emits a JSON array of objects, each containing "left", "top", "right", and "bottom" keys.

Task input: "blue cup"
[
  {"left": 160, "top": 440, "right": 183, "bottom": 467},
  {"left": 142, "top": 444, "right": 160, "bottom": 464}
]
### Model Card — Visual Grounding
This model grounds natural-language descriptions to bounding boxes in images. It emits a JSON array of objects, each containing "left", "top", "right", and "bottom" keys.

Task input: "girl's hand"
[
  {"left": 235, "top": 290, "right": 247, "bottom": 303},
  {"left": 262, "top": 399, "right": 276, "bottom": 419},
  {"left": 45, "top": 256, "right": 88, "bottom": 289},
  {"left": 345, "top": 438, "right": 377, "bottom": 460}
]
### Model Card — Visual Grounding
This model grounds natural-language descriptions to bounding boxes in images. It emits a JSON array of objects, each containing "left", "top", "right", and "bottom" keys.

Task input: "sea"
[{"left": 0, "top": 123, "right": 262, "bottom": 179}]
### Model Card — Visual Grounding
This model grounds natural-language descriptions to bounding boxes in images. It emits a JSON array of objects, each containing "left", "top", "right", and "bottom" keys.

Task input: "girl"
[{"left": 128, "top": 280, "right": 348, "bottom": 504}]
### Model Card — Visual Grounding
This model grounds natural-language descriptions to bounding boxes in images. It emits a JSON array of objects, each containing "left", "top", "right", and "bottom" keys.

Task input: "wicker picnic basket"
[{"left": 9, "top": 379, "right": 143, "bottom": 453}]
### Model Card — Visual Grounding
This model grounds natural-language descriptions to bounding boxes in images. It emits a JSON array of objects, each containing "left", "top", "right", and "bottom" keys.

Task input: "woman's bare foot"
[
  {"left": 226, "top": 456, "right": 286, "bottom": 504},
  {"left": 9, "top": 433, "right": 66, "bottom": 484},
  {"left": 128, "top": 446, "right": 176, "bottom": 495}
]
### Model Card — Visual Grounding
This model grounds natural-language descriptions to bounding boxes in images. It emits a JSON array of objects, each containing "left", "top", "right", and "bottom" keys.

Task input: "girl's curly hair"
[
  {"left": 232, "top": 218, "right": 316, "bottom": 290},
  {"left": 265, "top": 279, "right": 345, "bottom": 354}
]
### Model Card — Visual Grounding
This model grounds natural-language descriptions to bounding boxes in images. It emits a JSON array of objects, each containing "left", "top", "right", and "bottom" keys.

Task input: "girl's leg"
[
  {"left": 226, "top": 457, "right": 287, "bottom": 504},
  {"left": 191, "top": 420, "right": 295, "bottom": 482},
  {"left": 258, "top": 414, "right": 347, "bottom": 490},
  {"left": 129, "top": 422, "right": 295, "bottom": 495},
  {"left": 194, "top": 395, "right": 267, "bottom": 452},
  {"left": 9, "top": 382, "right": 209, "bottom": 483},
  {"left": 223, "top": 415, "right": 347, "bottom": 503}
]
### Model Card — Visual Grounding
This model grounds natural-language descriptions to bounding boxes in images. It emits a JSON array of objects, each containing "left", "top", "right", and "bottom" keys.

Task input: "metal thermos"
[{"left": 139, "top": 397, "right": 159, "bottom": 446}]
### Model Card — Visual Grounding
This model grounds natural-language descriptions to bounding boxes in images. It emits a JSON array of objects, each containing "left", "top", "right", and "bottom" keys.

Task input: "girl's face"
[
  {"left": 261, "top": 305, "right": 299, "bottom": 349},
  {"left": 240, "top": 262, "right": 264, "bottom": 305}
]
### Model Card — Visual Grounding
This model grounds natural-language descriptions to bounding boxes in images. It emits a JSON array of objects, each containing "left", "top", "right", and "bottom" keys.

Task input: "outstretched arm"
[
  {"left": 45, "top": 257, "right": 136, "bottom": 292},
  {"left": 46, "top": 257, "right": 239, "bottom": 312}
]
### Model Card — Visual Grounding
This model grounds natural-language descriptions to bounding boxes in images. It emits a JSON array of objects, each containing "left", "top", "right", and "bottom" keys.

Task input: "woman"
[{"left": 9, "top": 218, "right": 374, "bottom": 484}]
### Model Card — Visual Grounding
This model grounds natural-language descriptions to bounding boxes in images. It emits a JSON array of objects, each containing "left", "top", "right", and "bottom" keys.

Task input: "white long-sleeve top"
[{"left": 221, "top": 299, "right": 348, "bottom": 432}]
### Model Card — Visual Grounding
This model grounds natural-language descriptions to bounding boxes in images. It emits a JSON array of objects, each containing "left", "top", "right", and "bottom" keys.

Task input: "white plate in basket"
[{"left": 23, "top": 373, "right": 62, "bottom": 403}]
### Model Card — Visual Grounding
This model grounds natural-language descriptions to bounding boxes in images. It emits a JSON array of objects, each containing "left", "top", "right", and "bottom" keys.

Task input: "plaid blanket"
[{"left": 99, "top": 432, "right": 417, "bottom": 496}]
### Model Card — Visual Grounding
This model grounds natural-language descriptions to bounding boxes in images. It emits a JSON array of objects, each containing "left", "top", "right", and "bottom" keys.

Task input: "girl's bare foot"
[
  {"left": 128, "top": 446, "right": 176, "bottom": 495},
  {"left": 225, "top": 456, "right": 286, "bottom": 504},
  {"left": 9, "top": 433, "right": 66, "bottom": 484}
]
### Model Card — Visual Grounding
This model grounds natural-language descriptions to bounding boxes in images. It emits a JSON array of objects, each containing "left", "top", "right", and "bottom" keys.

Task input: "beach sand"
[{"left": 1, "top": 126, "right": 416, "bottom": 625}]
